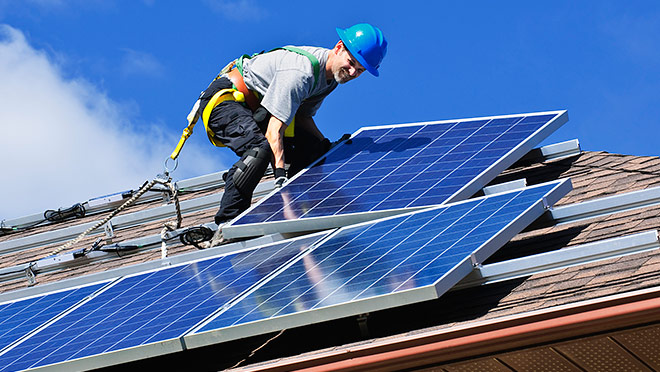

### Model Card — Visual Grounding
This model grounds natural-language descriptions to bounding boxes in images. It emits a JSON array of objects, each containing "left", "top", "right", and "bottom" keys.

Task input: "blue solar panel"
[
  {"left": 193, "top": 179, "right": 571, "bottom": 338},
  {"left": 224, "top": 111, "right": 567, "bottom": 238},
  {"left": 0, "top": 283, "right": 106, "bottom": 353},
  {"left": 0, "top": 234, "right": 325, "bottom": 371}
]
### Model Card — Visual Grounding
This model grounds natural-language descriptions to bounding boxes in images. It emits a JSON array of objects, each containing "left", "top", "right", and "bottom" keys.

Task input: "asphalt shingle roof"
[{"left": 1, "top": 149, "right": 660, "bottom": 370}]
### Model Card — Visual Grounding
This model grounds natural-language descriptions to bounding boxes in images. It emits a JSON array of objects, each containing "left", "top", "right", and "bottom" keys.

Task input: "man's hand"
[
  {"left": 274, "top": 167, "right": 288, "bottom": 188},
  {"left": 331, "top": 133, "right": 352, "bottom": 149}
]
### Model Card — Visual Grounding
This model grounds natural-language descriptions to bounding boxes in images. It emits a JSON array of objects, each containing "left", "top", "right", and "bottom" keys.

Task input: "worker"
[{"left": 198, "top": 23, "right": 387, "bottom": 239}]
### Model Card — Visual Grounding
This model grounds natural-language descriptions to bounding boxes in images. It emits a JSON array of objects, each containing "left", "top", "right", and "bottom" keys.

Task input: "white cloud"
[
  {"left": 601, "top": 10, "right": 660, "bottom": 65},
  {"left": 203, "top": 0, "right": 268, "bottom": 21},
  {"left": 0, "top": 25, "right": 221, "bottom": 220},
  {"left": 120, "top": 48, "right": 165, "bottom": 78}
]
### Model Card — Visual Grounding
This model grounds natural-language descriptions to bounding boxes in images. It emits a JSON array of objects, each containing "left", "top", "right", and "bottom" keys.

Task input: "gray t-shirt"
[{"left": 242, "top": 46, "right": 338, "bottom": 125}]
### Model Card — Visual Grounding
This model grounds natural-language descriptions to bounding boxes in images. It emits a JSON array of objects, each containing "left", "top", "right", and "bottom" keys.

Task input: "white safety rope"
[{"left": 50, "top": 173, "right": 183, "bottom": 258}]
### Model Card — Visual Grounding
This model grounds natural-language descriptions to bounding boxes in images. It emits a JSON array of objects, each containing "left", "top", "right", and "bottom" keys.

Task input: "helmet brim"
[{"left": 336, "top": 27, "right": 380, "bottom": 77}]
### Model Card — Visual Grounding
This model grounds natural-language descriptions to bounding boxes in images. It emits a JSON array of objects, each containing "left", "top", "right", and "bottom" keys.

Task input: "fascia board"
[{"left": 243, "top": 286, "right": 660, "bottom": 372}]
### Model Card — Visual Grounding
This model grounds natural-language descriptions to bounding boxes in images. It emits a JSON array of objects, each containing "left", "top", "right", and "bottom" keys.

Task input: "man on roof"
[{"left": 197, "top": 23, "right": 387, "bottom": 235}]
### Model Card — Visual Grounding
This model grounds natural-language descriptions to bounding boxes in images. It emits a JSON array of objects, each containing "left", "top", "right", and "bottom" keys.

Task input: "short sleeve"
[{"left": 259, "top": 68, "right": 313, "bottom": 124}]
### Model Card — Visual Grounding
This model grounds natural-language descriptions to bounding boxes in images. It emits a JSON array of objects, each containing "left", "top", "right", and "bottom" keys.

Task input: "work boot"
[{"left": 209, "top": 226, "right": 226, "bottom": 247}]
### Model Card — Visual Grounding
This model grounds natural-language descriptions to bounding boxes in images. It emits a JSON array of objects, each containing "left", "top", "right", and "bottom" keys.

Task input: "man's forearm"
[{"left": 265, "top": 116, "right": 287, "bottom": 169}]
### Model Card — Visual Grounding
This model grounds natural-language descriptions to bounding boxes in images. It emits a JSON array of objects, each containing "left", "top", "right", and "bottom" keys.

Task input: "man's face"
[{"left": 332, "top": 43, "right": 366, "bottom": 84}]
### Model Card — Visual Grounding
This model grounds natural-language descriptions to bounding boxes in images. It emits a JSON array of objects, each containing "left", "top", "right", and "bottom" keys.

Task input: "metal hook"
[{"left": 164, "top": 157, "right": 178, "bottom": 174}]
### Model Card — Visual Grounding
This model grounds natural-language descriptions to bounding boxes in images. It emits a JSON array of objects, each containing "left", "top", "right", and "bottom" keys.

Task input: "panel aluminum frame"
[
  {"left": 0, "top": 232, "right": 331, "bottom": 372},
  {"left": 223, "top": 110, "right": 568, "bottom": 239},
  {"left": 0, "top": 281, "right": 111, "bottom": 355},
  {"left": 185, "top": 179, "right": 572, "bottom": 349},
  {"left": 10, "top": 181, "right": 571, "bottom": 371}
]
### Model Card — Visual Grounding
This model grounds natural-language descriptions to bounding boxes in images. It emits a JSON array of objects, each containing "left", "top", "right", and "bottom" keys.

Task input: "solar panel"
[
  {"left": 0, "top": 283, "right": 106, "bottom": 353},
  {"left": 0, "top": 233, "right": 327, "bottom": 371},
  {"left": 223, "top": 110, "right": 568, "bottom": 239},
  {"left": 186, "top": 179, "right": 571, "bottom": 347}
]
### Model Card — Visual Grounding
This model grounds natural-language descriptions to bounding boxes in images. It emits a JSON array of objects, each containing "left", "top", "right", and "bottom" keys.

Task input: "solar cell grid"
[
  {"left": 0, "top": 110, "right": 570, "bottom": 370},
  {"left": 224, "top": 111, "right": 567, "bottom": 238},
  {"left": 0, "top": 234, "right": 325, "bottom": 371},
  {"left": 194, "top": 179, "right": 570, "bottom": 336},
  {"left": 0, "top": 283, "right": 105, "bottom": 353}
]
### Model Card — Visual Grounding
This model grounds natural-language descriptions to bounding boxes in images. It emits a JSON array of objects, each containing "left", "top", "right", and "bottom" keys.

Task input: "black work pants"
[
  {"left": 201, "top": 77, "right": 331, "bottom": 225},
  {"left": 284, "top": 129, "right": 329, "bottom": 178},
  {"left": 201, "top": 77, "right": 271, "bottom": 225}
]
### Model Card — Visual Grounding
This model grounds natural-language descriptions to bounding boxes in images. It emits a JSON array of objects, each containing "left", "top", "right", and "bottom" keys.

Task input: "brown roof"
[
  {"left": 1, "top": 149, "right": 660, "bottom": 370},
  {"left": 0, "top": 179, "right": 236, "bottom": 292},
  {"left": 224, "top": 151, "right": 660, "bottom": 371},
  {"left": 6, "top": 150, "right": 659, "bottom": 290}
]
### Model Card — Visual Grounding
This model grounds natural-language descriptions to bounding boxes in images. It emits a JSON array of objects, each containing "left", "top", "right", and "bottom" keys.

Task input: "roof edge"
[{"left": 235, "top": 286, "right": 660, "bottom": 372}]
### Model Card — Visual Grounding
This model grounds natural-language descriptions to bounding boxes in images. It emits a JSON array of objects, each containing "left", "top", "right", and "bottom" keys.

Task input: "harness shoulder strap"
[
  {"left": 235, "top": 52, "right": 260, "bottom": 77},
  {"left": 279, "top": 46, "right": 321, "bottom": 91},
  {"left": 237, "top": 47, "right": 321, "bottom": 91}
]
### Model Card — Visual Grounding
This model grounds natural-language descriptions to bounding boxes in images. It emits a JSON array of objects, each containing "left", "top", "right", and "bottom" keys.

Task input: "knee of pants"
[{"left": 232, "top": 145, "right": 271, "bottom": 195}]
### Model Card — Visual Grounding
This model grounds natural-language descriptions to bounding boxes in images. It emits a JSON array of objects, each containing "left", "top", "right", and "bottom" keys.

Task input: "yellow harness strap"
[
  {"left": 285, "top": 118, "right": 295, "bottom": 138},
  {"left": 169, "top": 88, "right": 245, "bottom": 160},
  {"left": 169, "top": 100, "right": 199, "bottom": 160},
  {"left": 202, "top": 89, "right": 245, "bottom": 147}
]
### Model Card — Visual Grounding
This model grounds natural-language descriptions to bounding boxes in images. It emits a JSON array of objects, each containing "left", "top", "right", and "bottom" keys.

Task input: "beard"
[{"left": 334, "top": 68, "right": 352, "bottom": 84}]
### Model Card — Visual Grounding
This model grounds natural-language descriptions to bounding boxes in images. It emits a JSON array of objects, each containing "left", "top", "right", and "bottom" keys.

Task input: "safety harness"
[{"left": 170, "top": 47, "right": 321, "bottom": 160}]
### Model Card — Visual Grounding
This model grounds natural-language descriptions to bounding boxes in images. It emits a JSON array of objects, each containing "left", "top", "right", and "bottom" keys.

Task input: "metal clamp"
[
  {"left": 25, "top": 264, "right": 36, "bottom": 286},
  {"left": 104, "top": 221, "right": 115, "bottom": 240}
]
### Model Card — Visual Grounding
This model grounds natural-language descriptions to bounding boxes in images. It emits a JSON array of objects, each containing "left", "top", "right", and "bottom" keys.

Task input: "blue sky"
[{"left": 1, "top": 1, "right": 660, "bottom": 219}]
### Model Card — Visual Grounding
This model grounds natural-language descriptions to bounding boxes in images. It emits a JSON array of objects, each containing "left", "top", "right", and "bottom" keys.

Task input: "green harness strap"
[
  {"left": 175, "top": 48, "right": 323, "bottom": 156},
  {"left": 235, "top": 46, "right": 323, "bottom": 139},
  {"left": 236, "top": 46, "right": 321, "bottom": 91}
]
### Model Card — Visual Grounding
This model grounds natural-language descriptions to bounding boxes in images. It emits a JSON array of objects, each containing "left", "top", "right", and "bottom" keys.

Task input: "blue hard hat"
[{"left": 336, "top": 23, "right": 387, "bottom": 77}]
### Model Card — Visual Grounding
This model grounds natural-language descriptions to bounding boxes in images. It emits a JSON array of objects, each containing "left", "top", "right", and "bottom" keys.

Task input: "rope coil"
[{"left": 44, "top": 203, "right": 86, "bottom": 222}]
